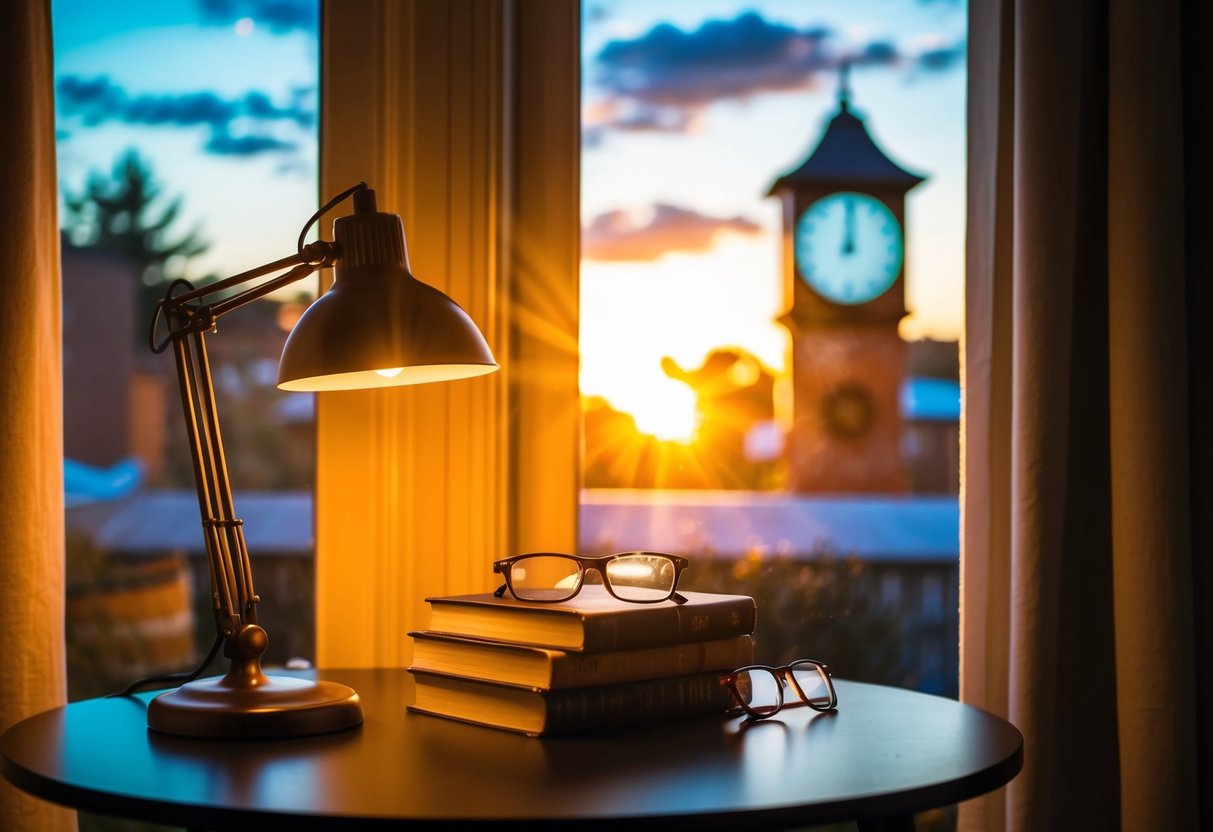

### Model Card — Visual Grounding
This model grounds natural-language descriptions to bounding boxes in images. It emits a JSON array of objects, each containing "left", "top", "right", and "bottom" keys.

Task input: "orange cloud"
[{"left": 582, "top": 203, "right": 764, "bottom": 262}]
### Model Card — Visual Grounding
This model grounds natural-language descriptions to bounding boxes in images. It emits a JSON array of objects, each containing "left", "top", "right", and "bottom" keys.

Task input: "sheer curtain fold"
[
  {"left": 962, "top": 0, "right": 1206, "bottom": 829},
  {"left": 316, "top": 0, "right": 580, "bottom": 667},
  {"left": 0, "top": 1, "right": 75, "bottom": 829}
]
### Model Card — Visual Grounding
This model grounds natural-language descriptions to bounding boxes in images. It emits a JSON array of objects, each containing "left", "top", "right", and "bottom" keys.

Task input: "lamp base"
[
  {"left": 148, "top": 675, "right": 364, "bottom": 740},
  {"left": 147, "top": 625, "right": 363, "bottom": 739}
]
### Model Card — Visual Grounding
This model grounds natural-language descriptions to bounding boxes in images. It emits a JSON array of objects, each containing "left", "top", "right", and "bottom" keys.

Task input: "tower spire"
[{"left": 838, "top": 59, "right": 852, "bottom": 112}]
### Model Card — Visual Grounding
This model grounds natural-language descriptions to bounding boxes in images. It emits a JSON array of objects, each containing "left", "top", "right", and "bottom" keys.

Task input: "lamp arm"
[
  {"left": 150, "top": 240, "right": 337, "bottom": 647},
  {"left": 170, "top": 240, "right": 338, "bottom": 306},
  {"left": 148, "top": 179, "right": 365, "bottom": 350},
  {"left": 210, "top": 259, "right": 325, "bottom": 318},
  {"left": 150, "top": 241, "right": 338, "bottom": 352},
  {"left": 116, "top": 185, "right": 374, "bottom": 737}
]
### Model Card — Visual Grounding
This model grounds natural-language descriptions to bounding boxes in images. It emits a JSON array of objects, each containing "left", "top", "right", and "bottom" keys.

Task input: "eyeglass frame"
[
  {"left": 492, "top": 551, "right": 690, "bottom": 605},
  {"left": 720, "top": 659, "right": 838, "bottom": 721}
]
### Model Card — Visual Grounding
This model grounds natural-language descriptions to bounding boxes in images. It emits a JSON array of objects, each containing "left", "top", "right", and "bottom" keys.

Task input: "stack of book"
[{"left": 407, "top": 585, "right": 756, "bottom": 736}]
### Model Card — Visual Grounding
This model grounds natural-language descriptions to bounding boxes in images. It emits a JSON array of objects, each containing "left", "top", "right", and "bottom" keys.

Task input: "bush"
[
  {"left": 681, "top": 551, "right": 909, "bottom": 686},
  {"left": 65, "top": 531, "right": 196, "bottom": 701}
]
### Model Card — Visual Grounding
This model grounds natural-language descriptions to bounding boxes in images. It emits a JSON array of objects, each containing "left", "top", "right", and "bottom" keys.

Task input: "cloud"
[
  {"left": 56, "top": 75, "right": 313, "bottom": 157},
  {"left": 57, "top": 76, "right": 125, "bottom": 123},
  {"left": 197, "top": 0, "right": 317, "bottom": 34},
  {"left": 855, "top": 40, "right": 899, "bottom": 67},
  {"left": 585, "top": 98, "right": 699, "bottom": 137},
  {"left": 589, "top": 11, "right": 965, "bottom": 135},
  {"left": 595, "top": 13, "right": 834, "bottom": 110},
  {"left": 916, "top": 40, "right": 966, "bottom": 72},
  {"left": 582, "top": 203, "right": 763, "bottom": 262},
  {"left": 585, "top": 4, "right": 611, "bottom": 24},
  {"left": 206, "top": 132, "right": 297, "bottom": 156}
]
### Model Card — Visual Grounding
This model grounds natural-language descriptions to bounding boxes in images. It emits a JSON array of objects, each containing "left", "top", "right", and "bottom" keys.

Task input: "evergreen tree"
[{"left": 62, "top": 150, "right": 209, "bottom": 338}]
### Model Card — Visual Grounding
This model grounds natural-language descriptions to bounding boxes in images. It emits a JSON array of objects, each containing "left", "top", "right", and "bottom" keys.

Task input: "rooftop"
[
  {"left": 68, "top": 489, "right": 959, "bottom": 563},
  {"left": 768, "top": 81, "right": 926, "bottom": 193},
  {"left": 581, "top": 489, "right": 958, "bottom": 562}
]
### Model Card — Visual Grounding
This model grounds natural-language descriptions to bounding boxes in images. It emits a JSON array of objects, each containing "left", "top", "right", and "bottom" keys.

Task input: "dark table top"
[{"left": 0, "top": 668, "right": 1021, "bottom": 830}]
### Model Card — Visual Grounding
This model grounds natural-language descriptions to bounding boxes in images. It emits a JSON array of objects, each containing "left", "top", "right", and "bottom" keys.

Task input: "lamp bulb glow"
[{"left": 374, "top": 367, "right": 405, "bottom": 379}]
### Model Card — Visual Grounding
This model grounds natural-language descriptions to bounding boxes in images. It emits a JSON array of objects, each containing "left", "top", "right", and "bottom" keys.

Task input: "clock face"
[{"left": 794, "top": 192, "right": 904, "bottom": 305}]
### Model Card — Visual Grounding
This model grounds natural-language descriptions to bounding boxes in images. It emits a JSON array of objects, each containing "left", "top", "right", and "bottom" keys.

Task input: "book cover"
[
  {"left": 408, "top": 669, "right": 735, "bottom": 736},
  {"left": 423, "top": 586, "right": 756, "bottom": 652},
  {"left": 408, "top": 631, "right": 754, "bottom": 690}
]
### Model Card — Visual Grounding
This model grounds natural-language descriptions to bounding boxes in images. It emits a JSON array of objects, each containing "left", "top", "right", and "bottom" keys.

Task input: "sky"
[
  {"left": 53, "top": 0, "right": 319, "bottom": 283},
  {"left": 580, "top": 0, "right": 967, "bottom": 438},
  {"left": 52, "top": 0, "right": 966, "bottom": 442}
]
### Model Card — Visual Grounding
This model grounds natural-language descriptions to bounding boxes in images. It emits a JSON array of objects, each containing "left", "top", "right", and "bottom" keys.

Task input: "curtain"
[
  {"left": 0, "top": 1, "right": 76, "bottom": 830},
  {"left": 961, "top": 0, "right": 1210, "bottom": 829},
  {"left": 316, "top": 0, "right": 580, "bottom": 667}
]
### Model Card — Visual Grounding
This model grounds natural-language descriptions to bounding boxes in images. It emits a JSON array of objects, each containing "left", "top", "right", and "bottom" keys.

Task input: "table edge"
[{"left": 0, "top": 673, "right": 1024, "bottom": 830}]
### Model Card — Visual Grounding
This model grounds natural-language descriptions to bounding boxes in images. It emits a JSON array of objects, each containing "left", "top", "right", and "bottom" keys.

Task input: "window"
[
  {"left": 54, "top": 0, "right": 320, "bottom": 702},
  {"left": 580, "top": 0, "right": 966, "bottom": 695}
]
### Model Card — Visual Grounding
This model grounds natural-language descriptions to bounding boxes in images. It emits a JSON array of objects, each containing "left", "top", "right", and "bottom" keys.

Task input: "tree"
[
  {"left": 62, "top": 150, "right": 209, "bottom": 337},
  {"left": 61, "top": 150, "right": 314, "bottom": 495}
]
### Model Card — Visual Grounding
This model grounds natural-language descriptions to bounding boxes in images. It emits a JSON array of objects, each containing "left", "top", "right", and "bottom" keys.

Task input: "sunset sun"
[{"left": 626, "top": 380, "right": 699, "bottom": 443}]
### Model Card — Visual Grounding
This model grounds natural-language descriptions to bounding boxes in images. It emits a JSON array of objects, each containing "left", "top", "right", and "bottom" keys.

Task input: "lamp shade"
[{"left": 278, "top": 194, "right": 498, "bottom": 392}]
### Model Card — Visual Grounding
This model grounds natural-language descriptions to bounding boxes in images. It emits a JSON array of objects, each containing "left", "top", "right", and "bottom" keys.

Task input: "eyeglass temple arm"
[{"left": 492, "top": 561, "right": 508, "bottom": 598}]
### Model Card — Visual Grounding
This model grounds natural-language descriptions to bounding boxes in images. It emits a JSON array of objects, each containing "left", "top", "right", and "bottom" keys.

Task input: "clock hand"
[{"left": 842, "top": 197, "right": 855, "bottom": 255}]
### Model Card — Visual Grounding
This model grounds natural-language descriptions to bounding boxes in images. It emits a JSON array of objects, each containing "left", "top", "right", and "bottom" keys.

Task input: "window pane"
[
  {"left": 55, "top": 0, "right": 320, "bottom": 704},
  {"left": 580, "top": 0, "right": 965, "bottom": 697}
]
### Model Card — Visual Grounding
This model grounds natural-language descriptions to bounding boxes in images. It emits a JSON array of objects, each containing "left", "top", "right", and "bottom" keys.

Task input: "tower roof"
[{"left": 768, "top": 72, "right": 925, "bottom": 195}]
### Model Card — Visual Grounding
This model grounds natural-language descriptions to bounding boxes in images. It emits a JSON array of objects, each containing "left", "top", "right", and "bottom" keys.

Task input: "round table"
[{"left": 1, "top": 668, "right": 1021, "bottom": 830}]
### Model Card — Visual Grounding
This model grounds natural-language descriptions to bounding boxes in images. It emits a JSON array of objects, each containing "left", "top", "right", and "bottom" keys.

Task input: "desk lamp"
[{"left": 136, "top": 183, "right": 497, "bottom": 739}]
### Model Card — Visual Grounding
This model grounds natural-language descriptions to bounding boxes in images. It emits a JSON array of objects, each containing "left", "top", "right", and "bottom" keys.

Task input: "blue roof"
[
  {"left": 64, "top": 457, "right": 144, "bottom": 508},
  {"left": 900, "top": 377, "right": 961, "bottom": 422},
  {"left": 580, "top": 489, "right": 958, "bottom": 562},
  {"left": 71, "top": 488, "right": 959, "bottom": 564},
  {"left": 67, "top": 490, "right": 313, "bottom": 556}
]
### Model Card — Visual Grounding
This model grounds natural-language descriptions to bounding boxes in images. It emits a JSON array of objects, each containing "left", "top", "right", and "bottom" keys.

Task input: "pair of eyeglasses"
[
  {"left": 492, "top": 552, "right": 690, "bottom": 605},
  {"left": 720, "top": 659, "right": 837, "bottom": 721}
]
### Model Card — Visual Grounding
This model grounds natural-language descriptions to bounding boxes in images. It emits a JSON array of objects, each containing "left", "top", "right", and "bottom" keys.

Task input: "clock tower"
[{"left": 769, "top": 70, "right": 925, "bottom": 493}]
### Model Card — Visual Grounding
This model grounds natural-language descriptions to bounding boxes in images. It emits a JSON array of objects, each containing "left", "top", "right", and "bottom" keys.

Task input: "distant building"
[
  {"left": 62, "top": 246, "right": 134, "bottom": 466},
  {"left": 768, "top": 71, "right": 926, "bottom": 493},
  {"left": 902, "top": 339, "right": 960, "bottom": 494}
]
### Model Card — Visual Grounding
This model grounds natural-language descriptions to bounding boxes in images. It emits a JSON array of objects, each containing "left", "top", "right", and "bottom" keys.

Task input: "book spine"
[
  {"left": 549, "top": 636, "right": 754, "bottom": 688},
  {"left": 542, "top": 672, "right": 734, "bottom": 735},
  {"left": 580, "top": 598, "right": 756, "bottom": 652}
]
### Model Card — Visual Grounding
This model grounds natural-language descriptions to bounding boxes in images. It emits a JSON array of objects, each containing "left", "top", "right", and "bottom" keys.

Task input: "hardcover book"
[
  {"left": 409, "top": 631, "right": 754, "bottom": 690},
  {"left": 408, "top": 668, "right": 735, "bottom": 736},
  {"left": 422, "top": 586, "right": 756, "bottom": 652}
]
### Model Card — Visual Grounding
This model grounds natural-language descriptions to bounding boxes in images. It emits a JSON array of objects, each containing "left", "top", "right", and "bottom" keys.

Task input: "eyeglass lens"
[
  {"left": 788, "top": 661, "right": 833, "bottom": 708},
  {"left": 733, "top": 663, "right": 832, "bottom": 717},
  {"left": 604, "top": 553, "right": 677, "bottom": 601},
  {"left": 507, "top": 555, "right": 583, "bottom": 601},
  {"left": 733, "top": 668, "right": 783, "bottom": 717},
  {"left": 506, "top": 553, "right": 678, "bottom": 602}
]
